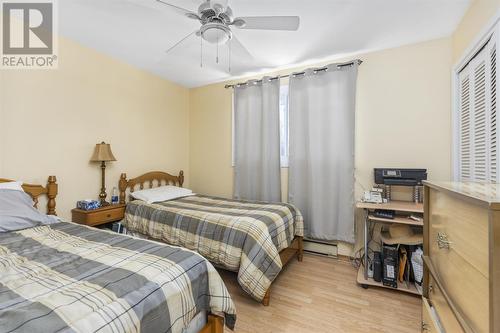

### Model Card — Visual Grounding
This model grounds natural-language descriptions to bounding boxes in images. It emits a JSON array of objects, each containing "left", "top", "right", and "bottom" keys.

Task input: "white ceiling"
[{"left": 59, "top": 0, "right": 471, "bottom": 88}]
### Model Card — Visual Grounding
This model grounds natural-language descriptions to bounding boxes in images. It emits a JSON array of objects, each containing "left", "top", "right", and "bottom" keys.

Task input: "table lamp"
[{"left": 90, "top": 141, "right": 117, "bottom": 206}]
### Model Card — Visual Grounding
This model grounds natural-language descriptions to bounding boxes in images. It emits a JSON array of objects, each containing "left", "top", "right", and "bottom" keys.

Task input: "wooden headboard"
[
  {"left": 119, "top": 171, "right": 184, "bottom": 204},
  {"left": 0, "top": 176, "right": 58, "bottom": 215}
]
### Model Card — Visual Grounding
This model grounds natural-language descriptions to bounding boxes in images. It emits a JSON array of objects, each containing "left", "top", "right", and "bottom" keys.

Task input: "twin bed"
[
  {"left": 0, "top": 169, "right": 304, "bottom": 332},
  {"left": 0, "top": 176, "right": 235, "bottom": 333},
  {"left": 118, "top": 171, "right": 304, "bottom": 306}
]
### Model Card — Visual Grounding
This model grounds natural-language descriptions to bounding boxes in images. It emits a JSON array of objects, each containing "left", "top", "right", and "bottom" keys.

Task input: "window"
[
  {"left": 456, "top": 34, "right": 498, "bottom": 182},
  {"left": 279, "top": 85, "right": 290, "bottom": 167},
  {"left": 232, "top": 84, "right": 290, "bottom": 167}
]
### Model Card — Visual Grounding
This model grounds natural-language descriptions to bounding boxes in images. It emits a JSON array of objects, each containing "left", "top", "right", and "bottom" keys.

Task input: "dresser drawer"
[
  {"left": 422, "top": 298, "right": 442, "bottom": 333},
  {"left": 427, "top": 189, "right": 489, "bottom": 332},
  {"left": 427, "top": 275, "right": 464, "bottom": 333}
]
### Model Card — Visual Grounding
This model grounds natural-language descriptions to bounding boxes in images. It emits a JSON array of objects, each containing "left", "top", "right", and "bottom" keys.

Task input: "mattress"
[{"left": 0, "top": 222, "right": 236, "bottom": 333}]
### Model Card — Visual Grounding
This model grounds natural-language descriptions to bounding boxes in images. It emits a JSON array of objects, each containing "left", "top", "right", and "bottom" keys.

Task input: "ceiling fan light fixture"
[{"left": 200, "top": 22, "right": 231, "bottom": 44}]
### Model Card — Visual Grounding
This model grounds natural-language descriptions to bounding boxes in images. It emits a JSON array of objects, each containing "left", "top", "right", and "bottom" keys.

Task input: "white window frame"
[
  {"left": 279, "top": 84, "right": 290, "bottom": 168},
  {"left": 452, "top": 10, "right": 500, "bottom": 181}
]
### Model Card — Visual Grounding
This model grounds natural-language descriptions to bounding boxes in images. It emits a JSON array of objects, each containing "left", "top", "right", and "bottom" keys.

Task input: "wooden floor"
[{"left": 219, "top": 254, "right": 421, "bottom": 333}]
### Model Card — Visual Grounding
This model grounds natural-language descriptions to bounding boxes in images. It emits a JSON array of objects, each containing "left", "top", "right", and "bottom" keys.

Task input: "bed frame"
[
  {"left": 0, "top": 176, "right": 58, "bottom": 215},
  {"left": 0, "top": 175, "right": 223, "bottom": 333},
  {"left": 119, "top": 170, "right": 184, "bottom": 203},
  {"left": 119, "top": 170, "right": 304, "bottom": 306}
]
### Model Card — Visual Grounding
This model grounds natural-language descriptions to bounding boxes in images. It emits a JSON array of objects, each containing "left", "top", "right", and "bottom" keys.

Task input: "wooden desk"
[{"left": 356, "top": 200, "right": 424, "bottom": 295}]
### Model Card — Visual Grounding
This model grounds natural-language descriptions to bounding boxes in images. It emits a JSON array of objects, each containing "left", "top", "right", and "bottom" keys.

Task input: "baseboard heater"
[{"left": 303, "top": 239, "right": 338, "bottom": 257}]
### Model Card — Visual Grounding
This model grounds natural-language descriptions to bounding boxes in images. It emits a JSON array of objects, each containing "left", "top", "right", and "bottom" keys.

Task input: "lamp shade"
[{"left": 90, "top": 142, "right": 117, "bottom": 162}]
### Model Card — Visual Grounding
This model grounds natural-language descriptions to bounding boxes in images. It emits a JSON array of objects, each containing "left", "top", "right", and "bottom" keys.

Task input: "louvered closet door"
[
  {"left": 489, "top": 37, "right": 498, "bottom": 182},
  {"left": 472, "top": 47, "right": 489, "bottom": 181},
  {"left": 458, "top": 35, "right": 498, "bottom": 182},
  {"left": 459, "top": 65, "right": 472, "bottom": 180}
]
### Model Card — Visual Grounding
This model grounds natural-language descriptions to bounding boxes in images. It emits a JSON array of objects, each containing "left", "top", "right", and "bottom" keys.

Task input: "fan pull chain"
[
  {"left": 228, "top": 39, "right": 231, "bottom": 73},
  {"left": 216, "top": 31, "right": 219, "bottom": 64},
  {"left": 200, "top": 35, "right": 203, "bottom": 68}
]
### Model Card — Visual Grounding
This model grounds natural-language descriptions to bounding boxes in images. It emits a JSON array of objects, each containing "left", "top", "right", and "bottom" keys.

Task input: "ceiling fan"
[{"left": 157, "top": 0, "right": 300, "bottom": 70}]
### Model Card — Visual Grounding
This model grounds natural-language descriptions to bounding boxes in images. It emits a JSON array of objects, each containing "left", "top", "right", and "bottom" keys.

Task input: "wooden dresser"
[{"left": 423, "top": 181, "right": 500, "bottom": 333}]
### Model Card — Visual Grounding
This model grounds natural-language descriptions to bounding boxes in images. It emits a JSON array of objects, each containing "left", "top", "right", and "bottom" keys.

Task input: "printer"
[{"left": 374, "top": 168, "right": 427, "bottom": 186}]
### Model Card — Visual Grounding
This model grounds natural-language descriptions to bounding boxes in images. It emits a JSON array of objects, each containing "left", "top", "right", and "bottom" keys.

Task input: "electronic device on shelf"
[
  {"left": 382, "top": 245, "right": 398, "bottom": 288},
  {"left": 373, "top": 209, "right": 395, "bottom": 219},
  {"left": 374, "top": 168, "right": 427, "bottom": 186},
  {"left": 362, "top": 188, "right": 384, "bottom": 204},
  {"left": 374, "top": 168, "right": 428, "bottom": 203},
  {"left": 373, "top": 251, "right": 382, "bottom": 282}
]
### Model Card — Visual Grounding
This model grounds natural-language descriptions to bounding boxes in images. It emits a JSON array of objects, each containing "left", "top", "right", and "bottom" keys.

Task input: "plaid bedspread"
[
  {"left": 123, "top": 195, "right": 304, "bottom": 302},
  {"left": 0, "top": 222, "right": 236, "bottom": 333}
]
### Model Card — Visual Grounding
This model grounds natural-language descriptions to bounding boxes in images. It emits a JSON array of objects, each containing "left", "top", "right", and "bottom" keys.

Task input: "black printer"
[{"left": 374, "top": 168, "right": 427, "bottom": 186}]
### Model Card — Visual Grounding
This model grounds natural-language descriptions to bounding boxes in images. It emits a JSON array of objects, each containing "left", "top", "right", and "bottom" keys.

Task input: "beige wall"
[
  {"left": 191, "top": 38, "right": 453, "bottom": 194},
  {"left": 0, "top": 37, "right": 190, "bottom": 220},
  {"left": 189, "top": 83, "right": 233, "bottom": 197},
  {"left": 452, "top": 0, "right": 500, "bottom": 62},
  {"left": 190, "top": 38, "right": 453, "bottom": 255}
]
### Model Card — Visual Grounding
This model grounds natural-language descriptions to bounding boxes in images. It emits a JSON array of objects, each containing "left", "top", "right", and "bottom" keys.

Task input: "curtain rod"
[{"left": 224, "top": 59, "right": 362, "bottom": 89}]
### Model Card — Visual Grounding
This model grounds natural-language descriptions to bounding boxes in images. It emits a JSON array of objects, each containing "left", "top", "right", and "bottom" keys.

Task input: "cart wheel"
[{"left": 361, "top": 284, "right": 369, "bottom": 289}]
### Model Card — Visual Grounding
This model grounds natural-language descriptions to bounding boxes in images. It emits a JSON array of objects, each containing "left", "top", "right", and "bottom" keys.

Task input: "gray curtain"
[
  {"left": 288, "top": 63, "right": 358, "bottom": 242},
  {"left": 233, "top": 77, "right": 281, "bottom": 202}
]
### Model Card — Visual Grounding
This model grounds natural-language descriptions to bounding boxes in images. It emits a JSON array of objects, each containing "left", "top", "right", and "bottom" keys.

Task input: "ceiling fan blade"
[
  {"left": 229, "top": 34, "right": 254, "bottom": 60},
  {"left": 156, "top": 0, "right": 200, "bottom": 20},
  {"left": 165, "top": 30, "right": 199, "bottom": 54},
  {"left": 233, "top": 16, "right": 300, "bottom": 31}
]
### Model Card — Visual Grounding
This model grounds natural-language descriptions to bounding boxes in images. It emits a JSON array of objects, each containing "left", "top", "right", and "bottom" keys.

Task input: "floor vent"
[{"left": 303, "top": 239, "right": 338, "bottom": 258}]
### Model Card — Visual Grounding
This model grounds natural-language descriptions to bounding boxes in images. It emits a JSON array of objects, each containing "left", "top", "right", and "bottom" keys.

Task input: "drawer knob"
[
  {"left": 107, "top": 214, "right": 111, "bottom": 218},
  {"left": 422, "top": 322, "right": 430, "bottom": 331},
  {"left": 437, "top": 232, "right": 452, "bottom": 249},
  {"left": 428, "top": 284, "right": 434, "bottom": 293}
]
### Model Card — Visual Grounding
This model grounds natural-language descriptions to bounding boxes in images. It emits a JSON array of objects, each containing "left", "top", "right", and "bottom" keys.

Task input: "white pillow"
[
  {"left": 130, "top": 185, "right": 194, "bottom": 204},
  {"left": 0, "top": 181, "right": 24, "bottom": 192},
  {"left": 0, "top": 189, "right": 57, "bottom": 232}
]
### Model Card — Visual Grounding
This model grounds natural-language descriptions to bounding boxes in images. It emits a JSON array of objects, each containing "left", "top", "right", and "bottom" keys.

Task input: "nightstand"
[{"left": 71, "top": 204, "right": 126, "bottom": 227}]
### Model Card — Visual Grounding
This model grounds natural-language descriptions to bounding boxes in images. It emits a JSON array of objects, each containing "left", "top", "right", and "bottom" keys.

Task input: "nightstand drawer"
[
  {"left": 86, "top": 208, "right": 124, "bottom": 225},
  {"left": 72, "top": 204, "right": 125, "bottom": 227}
]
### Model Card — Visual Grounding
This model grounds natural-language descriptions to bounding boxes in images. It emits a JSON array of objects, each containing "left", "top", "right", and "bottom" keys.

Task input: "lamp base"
[
  {"left": 100, "top": 200, "right": 110, "bottom": 207},
  {"left": 99, "top": 161, "right": 109, "bottom": 207}
]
